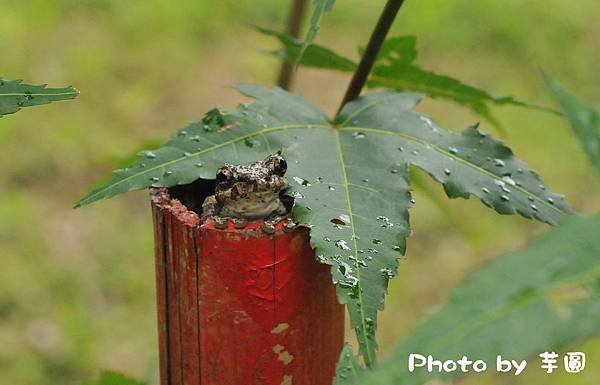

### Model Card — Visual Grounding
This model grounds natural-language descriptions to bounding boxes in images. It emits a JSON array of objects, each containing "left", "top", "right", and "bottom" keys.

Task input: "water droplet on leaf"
[
  {"left": 380, "top": 268, "right": 395, "bottom": 278},
  {"left": 141, "top": 151, "right": 156, "bottom": 159},
  {"left": 502, "top": 176, "right": 516, "bottom": 186},
  {"left": 293, "top": 176, "right": 311, "bottom": 186},
  {"left": 335, "top": 239, "right": 351, "bottom": 251}
]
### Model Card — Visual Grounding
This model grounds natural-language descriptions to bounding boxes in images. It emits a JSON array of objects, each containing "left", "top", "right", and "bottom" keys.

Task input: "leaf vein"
[{"left": 334, "top": 130, "right": 375, "bottom": 367}]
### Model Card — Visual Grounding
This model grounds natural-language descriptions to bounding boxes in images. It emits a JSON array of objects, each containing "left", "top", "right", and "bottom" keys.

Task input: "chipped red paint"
[{"left": 151, "top": 188, "right": 344, "bottom": 385}]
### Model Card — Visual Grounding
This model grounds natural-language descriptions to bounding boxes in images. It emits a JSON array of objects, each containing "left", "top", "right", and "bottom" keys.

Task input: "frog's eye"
[
  {"left": 271, "top": 156, "right": 287, "bottom": 176},
  {"left": 216, "top": 168, "right": 231, "bottom": 182}
]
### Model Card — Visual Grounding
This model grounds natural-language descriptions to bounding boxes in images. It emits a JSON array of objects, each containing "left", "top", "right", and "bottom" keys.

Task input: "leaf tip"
[{"left": 72, "top": 196, "right": 88, "bottom": 209}]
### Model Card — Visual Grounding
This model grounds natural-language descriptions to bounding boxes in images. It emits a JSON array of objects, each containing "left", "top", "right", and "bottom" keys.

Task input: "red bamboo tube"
[{"left": 151, "top": 188, "right": 344, "bottom": 385}]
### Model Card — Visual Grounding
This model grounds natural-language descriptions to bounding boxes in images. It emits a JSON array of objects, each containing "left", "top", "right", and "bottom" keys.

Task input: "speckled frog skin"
[{"left": 201, "top": 154, "right": 292, "bottom": 225}]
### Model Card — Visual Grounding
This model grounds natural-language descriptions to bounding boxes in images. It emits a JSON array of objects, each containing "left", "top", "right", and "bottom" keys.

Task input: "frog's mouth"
[
  {"left": 223, "top": 177, "right": 287, "bottom": 201},
  {"left": 214, "top": 188, "right": 288, "bottom": 220}
]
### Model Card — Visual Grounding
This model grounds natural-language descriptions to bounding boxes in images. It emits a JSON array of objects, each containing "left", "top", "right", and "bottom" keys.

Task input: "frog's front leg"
[
  {"left": 261, "top": 210, "right": 294, "bottom": 234},
  {"left": 201, "top": 195, "right": 219, "bottom": 221},
  {"left": 231, "top": 217, "right": 248, "bottom": 229}
]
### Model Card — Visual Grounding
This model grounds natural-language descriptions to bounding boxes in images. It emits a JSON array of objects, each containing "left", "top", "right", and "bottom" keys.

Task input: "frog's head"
[{"left": 214, "top": 154, "right": 288, "bottom": 203}]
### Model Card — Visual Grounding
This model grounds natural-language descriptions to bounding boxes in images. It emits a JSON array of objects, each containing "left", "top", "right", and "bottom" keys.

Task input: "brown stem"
[
  {"left": 277, "top": 0, "right": 309, "bottom": 90},
  {"left": 336, "top": 0, "right": 406, "bottom": 118}
]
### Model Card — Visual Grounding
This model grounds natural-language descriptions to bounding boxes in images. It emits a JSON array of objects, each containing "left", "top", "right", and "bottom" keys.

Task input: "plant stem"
[
  {"left": 277, "top": 0, "right": 309, "bottom": 90},
  {"left": 336, "top": 0, "right": 406, "bottom": 117}
]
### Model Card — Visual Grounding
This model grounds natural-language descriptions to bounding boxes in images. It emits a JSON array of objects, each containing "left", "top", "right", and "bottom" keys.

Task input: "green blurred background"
[{"left": 1, "top": 1, "right": 599, "bottom": 384}]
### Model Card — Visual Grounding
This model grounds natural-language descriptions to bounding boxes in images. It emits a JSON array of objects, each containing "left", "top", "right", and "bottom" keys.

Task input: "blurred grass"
[{"left": 0, "top": 1, "right": 598, "bottom": 384}]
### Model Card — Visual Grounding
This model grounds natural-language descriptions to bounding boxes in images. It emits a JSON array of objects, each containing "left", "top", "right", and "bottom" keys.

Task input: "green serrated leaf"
[
  {"left": 77, "top": 85, "right": 572, "bottom": 366},
  {"left": 356, "top": 213, "right": 600, "bottom": 385},
  {"left": 0, "top": 79, "right": 78, "bottom": 116},
  {"left": 338, "top": 92, "right": 571, "bottom": 224},
  {"left": 86, "top": 371, "right": 146, "bottom": 385},
  {"left": 299, "top": 0, "right": 336, "bottom": 61},
  {"left": 75, "top": 85, "right": 330, "bottom": 207},
  {"left": 542, "top": 72, "right": 600, "bottom": 173},
  {"left": 259, "top": 30, "right": 558, "bottom": 131}
]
